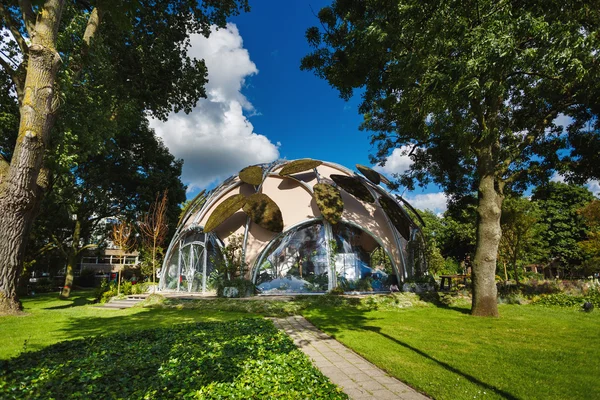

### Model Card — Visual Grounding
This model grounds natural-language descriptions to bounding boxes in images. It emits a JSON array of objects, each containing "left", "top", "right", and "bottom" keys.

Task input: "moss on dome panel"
[
  {"left": 279, "top": 159, "right": 322, "bottom": 176},
  {"left": 313, "top": 183, "right": 344, "bottom": 224},
  {"left": 330, "top": 174, "right": 375, "bottom": 203},
  {"left": 204, "top": 194, "right": 247, "bottom": 233},
  {"left": 356, "top": 164, "right": 381, "bottom": 185},
  {"left": 378, "top": 195, "right": 412, "bottom": 240},
  {"left": 239, "top": 165, "right": 264, "bottom": 186},
  {"left": 243, "top": 193, "right": 284, "bottom": 233}
]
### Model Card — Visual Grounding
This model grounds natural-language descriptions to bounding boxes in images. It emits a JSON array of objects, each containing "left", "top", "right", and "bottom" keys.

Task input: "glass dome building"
[{"left": 159, "top": 159, "right": 426, "bottom": 295}]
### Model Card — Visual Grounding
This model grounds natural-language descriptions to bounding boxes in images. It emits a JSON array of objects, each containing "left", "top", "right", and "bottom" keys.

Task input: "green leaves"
[{"left": 0, "top": 319, "right": 347, "bottom": 399}]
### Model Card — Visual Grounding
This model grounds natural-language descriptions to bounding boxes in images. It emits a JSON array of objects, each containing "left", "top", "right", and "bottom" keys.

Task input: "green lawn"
[
  {"left": 2, "top": 292, "right": 599, "bottom": 400},
  {"left": 0, "top": 291, "right": 248, "bottom": 360},
  {"left": 303, "top": 303, "right": 600, "bottom": 400}
]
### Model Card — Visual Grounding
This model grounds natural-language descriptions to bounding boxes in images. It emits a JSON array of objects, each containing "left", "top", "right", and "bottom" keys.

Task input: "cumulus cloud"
[
  {"left": 404, "top": 192, "right": 448, "bottom": 214},
  {"left": 150, "top": 24, "right": 279, "bottom": 190},
  {"left": 588, "top": 180, "right": 600, "bottom": 197},
  {"left": 550, "top": 172, "right": 567, "bottom": 183},
  {"left": 373, "top": 146, "right": 413, "bottom": 176}
]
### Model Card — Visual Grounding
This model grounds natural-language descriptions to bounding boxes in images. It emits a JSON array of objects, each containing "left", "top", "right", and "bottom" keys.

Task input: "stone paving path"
[{"left": 271, "top": 316, "right": 429, "bottom": 400}]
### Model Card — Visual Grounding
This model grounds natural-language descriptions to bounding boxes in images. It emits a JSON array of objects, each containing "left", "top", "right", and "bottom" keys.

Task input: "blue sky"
[{"left": 149, "top": 1, "right": 597, "bottom": 213}]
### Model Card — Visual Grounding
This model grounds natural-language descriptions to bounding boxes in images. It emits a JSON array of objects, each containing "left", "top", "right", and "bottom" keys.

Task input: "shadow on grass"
[
  {"left": 415, "top": 291, "right": 472, "bottom": 315},
  {"left": 58, "top": 307, "right": 244, "bottom": 341},
  {"left": 0, "top": 319, "right": 294, "bottom": 399},
  {"left": 305, "top": 305, "right": 517, "bottom": 400},
  {"left": 43, "top": 296, "right": 96, "bottom": 310},
  {"left": 362, "top": 325, "right": 518, "bottom": 400}
]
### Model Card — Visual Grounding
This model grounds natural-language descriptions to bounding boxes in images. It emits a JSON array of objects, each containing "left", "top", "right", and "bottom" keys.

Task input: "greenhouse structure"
[{"left": 158, "top": 159, "right": 426, "bottom": 295}]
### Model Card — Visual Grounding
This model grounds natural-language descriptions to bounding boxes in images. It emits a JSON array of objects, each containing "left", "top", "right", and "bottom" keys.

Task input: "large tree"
[
  {"left": 0, "top": 0, "right": 249, "bottom": 313},
  {"left": 301, "top": 0, "right": 600, "bottom": 316}
]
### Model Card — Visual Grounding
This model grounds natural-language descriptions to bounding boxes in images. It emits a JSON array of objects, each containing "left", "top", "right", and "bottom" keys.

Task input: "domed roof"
[{"left": 161, "top": 159, "right": 426, "bottom": 295}]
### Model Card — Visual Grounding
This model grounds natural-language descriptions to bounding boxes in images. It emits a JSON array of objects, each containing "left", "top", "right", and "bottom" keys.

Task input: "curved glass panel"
[
  {"left": 332, "top": 223, "right": 394, "bottom": 292},
  {"left": 159, "top": 230, "right": 224, "bottom": 293},
  {"left": 161, "top": 246, "right": 180, "bottom": 290},
  {"left": 254, "top": 222, "right": 328, "bottom": 294}
]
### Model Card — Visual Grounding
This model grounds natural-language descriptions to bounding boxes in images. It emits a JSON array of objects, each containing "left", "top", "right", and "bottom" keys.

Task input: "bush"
[
  {"left": 94, "top": 279, "right": 149, "bottom": 303},
  {"left": 217, "top": 278, "right": 255, "bottom": 298},
  {"left": 328, "top": 286, "right": 345, "bottom": 296},
  {"left": 0, "top": 319, "right": 347, "bottom": 399},
  {"left": 533, "top": 287, "right": 600, "bottom": 309}
]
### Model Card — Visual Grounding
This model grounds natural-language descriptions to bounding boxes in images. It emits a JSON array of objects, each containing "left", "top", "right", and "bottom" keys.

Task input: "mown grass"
[
  {"left": 0, "top": 291, "right": 248, "bottom": 360},
  {"left": 2, "top": 291, "right": 598, "bottom": 400},
  {"left": 302, "top": 303, "right": 600, "bottom": 400}
]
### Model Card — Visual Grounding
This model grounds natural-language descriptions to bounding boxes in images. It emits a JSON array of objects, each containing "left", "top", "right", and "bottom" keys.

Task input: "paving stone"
[
  {"left": 344, "top": 387, "right": 371, "bottom": 399},
  {"left": 358, "top": 379, "right": 388, "bottom": 392},
  {"left": 271, "top": 316, "right": 430, "bottom": 400},
  {"left": 347, "top": 372, "right": 373, "bottom": 383},
  {"left": 370, "top": 389, "right": 403, "bottom": 400}
]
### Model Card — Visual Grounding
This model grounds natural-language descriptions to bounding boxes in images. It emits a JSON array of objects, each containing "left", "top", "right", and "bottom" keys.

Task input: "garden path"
[{"left": 271, "top": 316, "right": 429, "bottom": 400}]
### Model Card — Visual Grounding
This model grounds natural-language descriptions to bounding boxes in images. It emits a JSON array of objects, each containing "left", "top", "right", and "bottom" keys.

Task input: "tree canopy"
[
  {"left": 0, "top": 0, "right": 249, "bottom": 313},
  {"left": 302, "top": 0, "right": 600, "bottom": 316}
]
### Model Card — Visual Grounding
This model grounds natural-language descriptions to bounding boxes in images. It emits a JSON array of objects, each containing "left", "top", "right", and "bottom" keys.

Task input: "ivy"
[{"left": 0, "top": 319, "right": 347, "bottom": 399}]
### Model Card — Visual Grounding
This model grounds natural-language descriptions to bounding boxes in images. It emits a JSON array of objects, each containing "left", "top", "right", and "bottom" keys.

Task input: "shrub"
[
  {"left": 533, "top": 287, "right": 600, "bottom": 309},
  {"left": 328, "top": 286, "right": 345, "bottom": 296},
  {"left": 217, "top": 278, "right": 255, "bottom": 298}
]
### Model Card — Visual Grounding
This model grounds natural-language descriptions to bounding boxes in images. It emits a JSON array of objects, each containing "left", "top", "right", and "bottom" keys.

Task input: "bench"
[{"left": 439, "top": 274, "right": 470, "bottom": 291}]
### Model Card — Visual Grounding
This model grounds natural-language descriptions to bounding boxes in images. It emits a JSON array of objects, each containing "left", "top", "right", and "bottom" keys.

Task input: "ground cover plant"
[
  {"left": 302, "top": 302, "right": 600, "bottom": 400},
  {"left": 0, "top": 318, "right": 347, "bottom": 399}
]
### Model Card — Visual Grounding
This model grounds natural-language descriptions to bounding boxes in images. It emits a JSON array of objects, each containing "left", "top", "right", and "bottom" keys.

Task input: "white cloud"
[
  {"left": 150, "top": 24, "right": 279, "bottom": 190},
  {"left": 552, "top": 113, "right": 573, "bottom": 130},
  {"left": 587, "top": 180, "right": 600, "bottom": 197},
  {"left": 373, "top": 146, "right": 413, "bottom": 176},
  {"left": 550, "top": 172, "right": 567, "bottom": 183},
  {"left": 404, "top": 192, "right": 448, "bottom": 214}
]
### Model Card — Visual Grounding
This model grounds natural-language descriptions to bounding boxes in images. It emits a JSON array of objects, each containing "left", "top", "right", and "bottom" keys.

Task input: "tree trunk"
[
  {"left": 60, "top": 219, "right": 81, "bottom": 299},
  {"left": 60, "top": 251, "right": 76, "bottom": 299},
  {"left": 0, "top": 3, "right": 64, "bottom": 313},
  {"left": 472, "top": 149, "right": 503, "bottom": 317}
]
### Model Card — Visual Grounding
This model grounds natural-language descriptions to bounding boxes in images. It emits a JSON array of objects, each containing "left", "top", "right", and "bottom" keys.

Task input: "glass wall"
[
  {"left": 254, "top": 222, "right": 329, "bottom": 294},
  {"left": 159, "top": 229, "right": 223, "bottom": 293},
  {"left": 332, "top": 223, "right": 394, "bottom": 292},
  {"left": 252, "top": 220, "right": 397, "bottom": 294}
]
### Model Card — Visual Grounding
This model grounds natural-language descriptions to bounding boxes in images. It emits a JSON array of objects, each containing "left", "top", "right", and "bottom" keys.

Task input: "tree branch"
[
  {"left": 69, "top": 7, "right": 103, "bottom": 80},
  {"left": 0, "top": 3, "right": 30, "bottom": 55},
  {"left": 51, "top": 234, "right": 68, "bottom": 257},
  {"left": 504, "top": 70, "right": 560, "bottom": 81},
  {"left": 18, "top": 0, "right": 36, "bottom": 37},
  {"left": 0, "top": 52, "right": 15, "bottom": 74}
]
